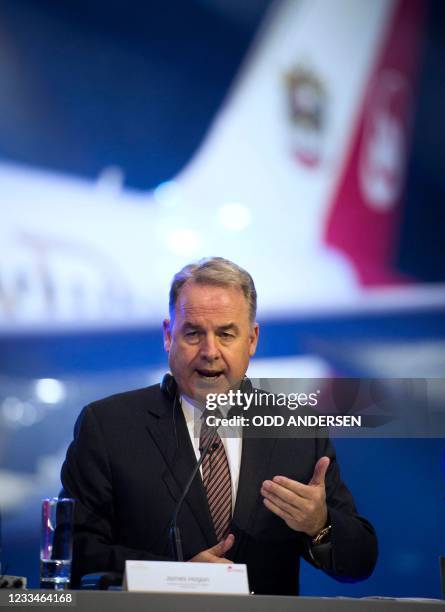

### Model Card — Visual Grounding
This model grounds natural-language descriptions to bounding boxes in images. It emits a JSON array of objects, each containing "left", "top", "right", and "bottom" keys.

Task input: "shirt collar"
[{"left": 181, "top": 394, "right": 230, "bottom": 420}]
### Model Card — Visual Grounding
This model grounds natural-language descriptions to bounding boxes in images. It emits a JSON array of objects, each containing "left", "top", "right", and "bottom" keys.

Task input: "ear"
[
  {"left": 248, "top": 322, "right": 259, "bottom": 357},
  {"left": 163, "top": 319, "right": 172, "bottom": 352}
]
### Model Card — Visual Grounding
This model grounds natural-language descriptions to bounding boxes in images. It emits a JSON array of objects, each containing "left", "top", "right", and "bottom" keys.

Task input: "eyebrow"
[
  {"left": 181, "top": 322, "right": 203, "bottom": 332},
  {"left": 180, "top": 322, "right": 240, "bottom": 333},
  {"left": 217, "top": 323, "right": 239, "bottom": 333}
]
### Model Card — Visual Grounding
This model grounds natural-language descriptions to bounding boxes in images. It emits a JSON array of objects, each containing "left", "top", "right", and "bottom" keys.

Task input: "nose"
[{"left": 199, "top": 333, "right": 220, "bottom": 362}]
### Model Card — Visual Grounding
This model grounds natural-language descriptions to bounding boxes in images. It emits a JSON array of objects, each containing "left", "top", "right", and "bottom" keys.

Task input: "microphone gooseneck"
[{"left": 169, "top": 426, "right": 219, "bottom": 561}]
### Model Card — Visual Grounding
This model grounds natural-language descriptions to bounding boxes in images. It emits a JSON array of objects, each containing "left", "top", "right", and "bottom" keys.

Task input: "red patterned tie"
[{"left": 199, "top": 411, "right": 232, "bottom": 541}]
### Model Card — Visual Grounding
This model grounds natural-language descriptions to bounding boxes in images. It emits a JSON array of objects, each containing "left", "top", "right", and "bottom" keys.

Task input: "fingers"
[
  {"left": 210, "top": 533, "right": 235, "bottom": 557},
  {"left": 220, "top": 533, "right": 235, "bottom": 554},
  {"left": 260, "top": 459, "right": 330, "bottom": 535},
  {"left": 309, "top": 456, "right": 330, "bottom": 486},
  {"left": 190, "top": 551, "right": 232, "bottom": 563},
  {"left": 189, "top": 534, "right": 235, "bottom": 564},
  {"left": 269, "top": 476, "right": 311, "bottom": 498},
  {"left": 263, "top": 496, "right": 296, "bottom": 523},
  {"left": 268, "top": 456, "right": 331, "bottom": 497},
  {"left": 261, "top": 481, "right": 304, "bottom": 515}
]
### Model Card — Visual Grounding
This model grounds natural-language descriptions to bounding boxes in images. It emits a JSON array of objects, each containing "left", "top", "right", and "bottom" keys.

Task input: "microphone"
[{"left": 169, "top": 426, "right": 219, "bottom": 562}]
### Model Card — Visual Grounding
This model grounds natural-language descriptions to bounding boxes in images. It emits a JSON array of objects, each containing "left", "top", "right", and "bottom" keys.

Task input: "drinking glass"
[{"left": 40, "top": 498, "right": 74, "bottom": 590}]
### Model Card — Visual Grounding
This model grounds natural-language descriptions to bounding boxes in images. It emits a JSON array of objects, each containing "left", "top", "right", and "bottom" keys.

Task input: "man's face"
[{"left": 163, "top": 281, "right": 259, "bottom": 404}]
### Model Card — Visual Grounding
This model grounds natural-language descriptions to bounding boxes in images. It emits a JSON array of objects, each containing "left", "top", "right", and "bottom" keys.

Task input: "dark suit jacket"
[{"left": 61, "top": 384, "right": 378, "bottom": 594}]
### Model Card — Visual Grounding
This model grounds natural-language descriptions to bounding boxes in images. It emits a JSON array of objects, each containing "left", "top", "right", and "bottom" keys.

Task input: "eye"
[
  {"left": 185, "top": 331, "right": 198, "bottom": 337},
  {"left": 221, "top": 331, "right": 235, "bottom": 339}
]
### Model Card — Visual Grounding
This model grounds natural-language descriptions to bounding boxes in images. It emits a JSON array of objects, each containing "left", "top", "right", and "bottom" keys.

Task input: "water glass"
[{"left": 40, "top": 498, "right": 74, "bottom": 590}]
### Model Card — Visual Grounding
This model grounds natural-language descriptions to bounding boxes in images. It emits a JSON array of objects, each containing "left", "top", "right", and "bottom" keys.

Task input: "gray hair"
[{"left": 169, "top": 257, "right": 257, "bottom": 323}]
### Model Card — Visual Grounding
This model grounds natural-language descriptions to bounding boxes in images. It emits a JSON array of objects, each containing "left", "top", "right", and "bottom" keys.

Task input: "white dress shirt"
[{"left": 181, "top": 395, "right": 242, "bottom": 514}]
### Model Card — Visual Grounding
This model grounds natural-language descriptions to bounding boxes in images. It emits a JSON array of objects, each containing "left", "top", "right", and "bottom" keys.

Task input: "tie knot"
[
  {"left": 201, "top": 407, "right": 222, "bottom": 422},
  {"left": 199, "top": 408, "right": 222, "bottom": 448}
]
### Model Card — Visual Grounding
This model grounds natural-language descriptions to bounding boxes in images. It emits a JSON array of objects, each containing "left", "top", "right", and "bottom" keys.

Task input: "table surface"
[{"left": 2, "top": 591, "right": 445, "bottom": 611}]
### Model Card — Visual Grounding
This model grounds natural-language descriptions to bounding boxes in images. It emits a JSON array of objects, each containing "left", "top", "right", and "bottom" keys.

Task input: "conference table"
[{"left": 1, "top": 592, "right": 444, "bottom": 611}]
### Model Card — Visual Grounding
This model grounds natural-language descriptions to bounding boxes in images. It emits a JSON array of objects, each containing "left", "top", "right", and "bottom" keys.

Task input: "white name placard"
[{"left": 124, "top": 560, "right": 249, "bottom": 595}]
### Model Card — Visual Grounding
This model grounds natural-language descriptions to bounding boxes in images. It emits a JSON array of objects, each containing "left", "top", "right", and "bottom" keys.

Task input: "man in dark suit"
[{"left": 61, "top": 257, "right": 378, "bottom": 594}]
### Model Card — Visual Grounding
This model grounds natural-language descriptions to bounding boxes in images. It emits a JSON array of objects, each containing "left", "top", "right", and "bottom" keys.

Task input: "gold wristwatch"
[{"left": 311, "top": 524, "right": 332, "bottom": 546}]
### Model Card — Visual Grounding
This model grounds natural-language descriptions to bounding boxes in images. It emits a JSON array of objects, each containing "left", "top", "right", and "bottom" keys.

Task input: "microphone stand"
[{"left": 169, "top": 426, "right": 219, "bottom": 561}]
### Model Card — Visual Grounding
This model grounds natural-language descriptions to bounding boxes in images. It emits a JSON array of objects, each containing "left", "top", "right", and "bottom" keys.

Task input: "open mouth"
[{"left": 195, "top": 369, "right": 224, "bottom": 381}]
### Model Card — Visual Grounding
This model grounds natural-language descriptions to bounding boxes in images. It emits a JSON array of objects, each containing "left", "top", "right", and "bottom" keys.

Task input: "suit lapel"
[
  {"left": 231, "top": 434, "right": 277, "bottom": 559},
  {"left": 145, "top": 392, "right": 215, "bottom": 547}
]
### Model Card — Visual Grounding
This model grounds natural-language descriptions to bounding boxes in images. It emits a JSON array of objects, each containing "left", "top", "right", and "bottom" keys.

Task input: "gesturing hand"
[
  {"left": 189, "top": 533, "right": 235, "bottom": 563},
  {"left": 260, "top": 456, "right": 330, "bottom": 537}
]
